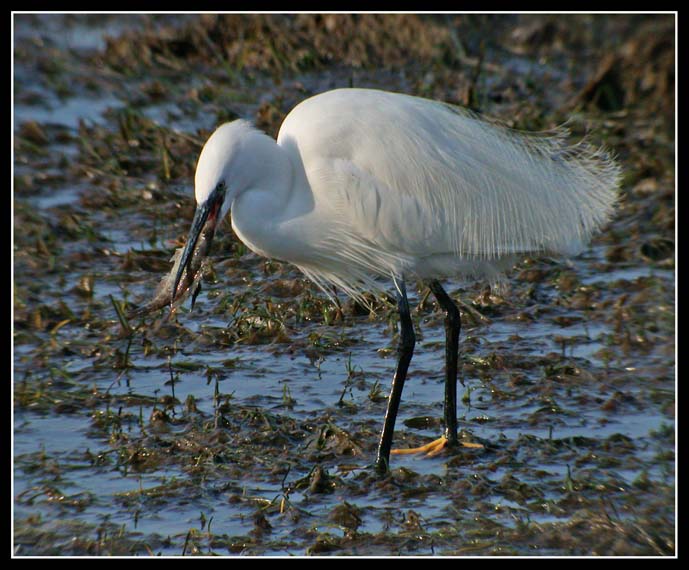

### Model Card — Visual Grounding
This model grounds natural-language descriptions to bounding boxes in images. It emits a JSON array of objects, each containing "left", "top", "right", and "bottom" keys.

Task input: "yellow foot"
[{"left": 391, "top": 436, "right": 484, "bottom": 458}]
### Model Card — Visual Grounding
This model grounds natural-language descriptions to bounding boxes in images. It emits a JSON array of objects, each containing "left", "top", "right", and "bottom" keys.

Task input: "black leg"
[
  {"left": 428, "top": 280, "right": 462, "bottom": 446},
  {"left": 375, "top": 278, "right": 416, "bottom": 474}
]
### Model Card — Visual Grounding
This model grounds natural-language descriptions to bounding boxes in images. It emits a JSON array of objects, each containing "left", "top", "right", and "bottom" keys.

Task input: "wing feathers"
[{"left": 280, "top": 89, "right": 621, "bottom": 296}]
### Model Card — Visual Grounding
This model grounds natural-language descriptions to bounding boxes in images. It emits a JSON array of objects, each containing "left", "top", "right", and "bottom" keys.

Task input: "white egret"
[{"left": 169, "top": 88, "right": 621, "bottom": 473}]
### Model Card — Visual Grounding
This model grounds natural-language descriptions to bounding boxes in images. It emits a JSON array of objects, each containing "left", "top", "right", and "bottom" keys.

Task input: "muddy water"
[{"left": 13, "top": 14, "right": 675, "bottom": 556}]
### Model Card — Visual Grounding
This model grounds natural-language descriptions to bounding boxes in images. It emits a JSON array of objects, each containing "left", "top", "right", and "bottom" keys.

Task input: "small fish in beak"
[{"left": 127, "top": 187, "right": 224, "bottom": 319}]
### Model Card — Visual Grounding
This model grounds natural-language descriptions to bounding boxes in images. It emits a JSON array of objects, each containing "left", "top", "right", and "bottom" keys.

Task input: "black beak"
[{"left": 171, "top": 188, "right": 224, "bottom": 307}]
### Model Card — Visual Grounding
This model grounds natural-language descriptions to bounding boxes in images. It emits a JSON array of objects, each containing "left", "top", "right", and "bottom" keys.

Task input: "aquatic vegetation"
[{"left": 13, "top": 13, "right": 674, "bottom": 556}]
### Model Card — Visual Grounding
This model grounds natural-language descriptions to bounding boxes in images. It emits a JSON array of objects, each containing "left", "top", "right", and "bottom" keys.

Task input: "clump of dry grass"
[{"left": 101, "top": 14, "right": 455, "bottom": 74}]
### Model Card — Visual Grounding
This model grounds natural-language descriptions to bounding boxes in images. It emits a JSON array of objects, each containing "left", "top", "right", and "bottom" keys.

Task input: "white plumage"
[
  {"left": 172, "top": 87, "right": 622, "bottom": 471},
  {"left": 193, "top": 88, "right": 620, "bottom": 302}
]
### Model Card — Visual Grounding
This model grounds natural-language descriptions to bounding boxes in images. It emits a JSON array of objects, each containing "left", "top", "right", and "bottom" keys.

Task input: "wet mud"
[{"left": 13, "top": 14, "right": 674, "bottom": 556}]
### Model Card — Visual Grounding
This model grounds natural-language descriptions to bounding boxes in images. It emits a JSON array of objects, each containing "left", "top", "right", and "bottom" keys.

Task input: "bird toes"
[
  {"left": 391, "top": 436, "right": 448, "bottom": 457},
  {"left": 391, "top": 436, "right": 484, "bottom": 457}
]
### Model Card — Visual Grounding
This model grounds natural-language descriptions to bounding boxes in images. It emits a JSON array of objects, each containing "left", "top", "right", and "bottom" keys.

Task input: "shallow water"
[{"left": 13, "top": 14, "right": 675, "bottom": 557}]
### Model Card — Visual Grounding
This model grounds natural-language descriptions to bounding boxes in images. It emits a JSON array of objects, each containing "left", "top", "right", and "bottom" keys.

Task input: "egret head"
[
  {"left": 172, "top": 120, "right": 280, "bottom": 307},
  {"left": 193, "top": 120, "right": 263, "bottom": 220}
]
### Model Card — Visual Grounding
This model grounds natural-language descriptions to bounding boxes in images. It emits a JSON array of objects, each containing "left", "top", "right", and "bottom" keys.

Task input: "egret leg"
[
  {"left": 391, "top": 281, "right": 482, "bottom": 457},
  {"left": 375, "top": 278, "right": 415, "bottom": 474},
  {"left": 428, "top": 279, "right": 462, "bottom": 446}
]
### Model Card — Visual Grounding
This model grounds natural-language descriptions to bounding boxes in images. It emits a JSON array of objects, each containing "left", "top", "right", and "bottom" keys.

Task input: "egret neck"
[{"left": 229, "top": 134, "right": 308, "bottom": 263}]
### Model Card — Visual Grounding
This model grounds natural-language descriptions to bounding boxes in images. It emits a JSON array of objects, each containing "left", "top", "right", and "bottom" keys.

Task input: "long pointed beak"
[{"left": 171, "top": 189, "right": 224, "bottom": 307}]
